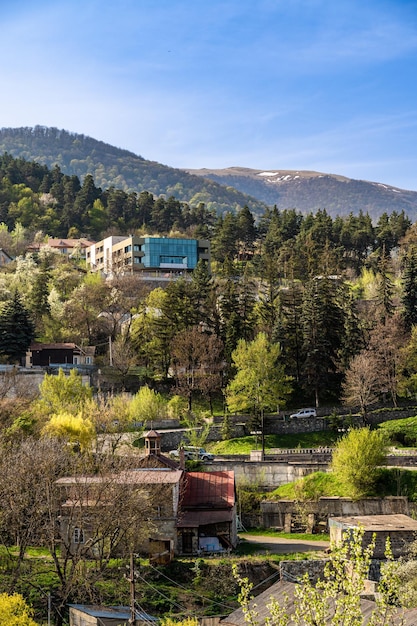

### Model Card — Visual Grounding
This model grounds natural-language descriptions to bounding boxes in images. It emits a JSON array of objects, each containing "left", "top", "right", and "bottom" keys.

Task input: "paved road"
[{"left": 239, "top": 533, "right": 329, "bottom": 554}]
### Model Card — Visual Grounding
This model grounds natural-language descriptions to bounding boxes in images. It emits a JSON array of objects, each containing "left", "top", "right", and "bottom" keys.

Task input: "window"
[
  {"left": 134, "top": 256, "right": 141, "bottom": 264},
  {"left": 73, "top": 527, "right": 84, "bottom": 544},
  {"left": 85, "top": 356, "right": 92, "bottom": 365},
  {"left": 133, "top": 244, "right": 141, "bottom": 252},
  {"left": 124, "top": 245, "right": 132, "bottom": 253}
]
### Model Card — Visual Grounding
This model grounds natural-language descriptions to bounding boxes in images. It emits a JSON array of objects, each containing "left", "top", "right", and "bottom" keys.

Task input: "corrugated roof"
[
  {"left": 182, "top": 471, "right": 235, "bottom": 509},
  {"left": 31, "top": 342, "right": 77, "bottom": 350},
  {"left": 56, "top": 468, "right": 183, "bottom": 487},
  {"left": 221, "top": 580, "right": 417, "bottom": 625},
  {"left": 68, "top": 604, "right": 157, "bottom": 621}
]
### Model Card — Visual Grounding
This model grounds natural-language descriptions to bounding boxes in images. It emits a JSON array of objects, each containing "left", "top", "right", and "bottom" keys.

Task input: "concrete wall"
[
  {"left": 260, "top": 497, "right": 413, "bottom": 533},
  {"left": 212, "top": 459, "right": 329, "bottom": 490}
]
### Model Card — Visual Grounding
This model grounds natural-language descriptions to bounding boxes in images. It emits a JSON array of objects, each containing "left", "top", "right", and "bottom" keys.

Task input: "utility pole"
[
  {"left": 128, "top": 552, "right": 136, "bottom": 626},
  {"left": 109, "top": 335, "right": 113, "bottom": 366}
]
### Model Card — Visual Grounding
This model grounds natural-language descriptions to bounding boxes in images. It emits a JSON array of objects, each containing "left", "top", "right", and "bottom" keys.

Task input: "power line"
[{"left": 146, "top": 561, "right": 237, "bottom": 611}]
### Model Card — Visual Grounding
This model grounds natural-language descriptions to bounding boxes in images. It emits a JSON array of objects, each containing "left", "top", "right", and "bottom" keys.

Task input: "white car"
[
  {"left": 169, "top": 447, "right": 214, "bottom": 461},
  {"left": 290, "top": 408, "right": 317, "bottom": 419}
]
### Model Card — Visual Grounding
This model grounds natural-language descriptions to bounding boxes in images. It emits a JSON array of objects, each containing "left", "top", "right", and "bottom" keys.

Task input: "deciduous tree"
[
  {"left": 225, "top": 332, "right": 292, "bottom": 451},
  {"left": 331, "top": 427, "right": 387, "bottom": 499},
  {"left": 341, "top": 350, "right": 380, "bottom": 419},
  {"left": 38, "top": 368, "right": 93, "bottom": 416}
]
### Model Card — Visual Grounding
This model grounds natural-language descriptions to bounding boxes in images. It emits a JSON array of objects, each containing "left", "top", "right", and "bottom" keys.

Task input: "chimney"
[{"left": 179, "top": 447, "right": 185, "bottom": 470}]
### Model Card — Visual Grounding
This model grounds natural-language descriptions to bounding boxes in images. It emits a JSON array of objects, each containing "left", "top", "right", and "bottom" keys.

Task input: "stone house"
[{"left": 57, "top": 430, "right": 237, "bottom": 562}]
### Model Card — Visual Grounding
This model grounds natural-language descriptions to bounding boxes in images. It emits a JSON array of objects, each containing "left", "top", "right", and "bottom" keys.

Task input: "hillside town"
[{"left": 0, "top": 187, "right": 417, "bottom": 625}]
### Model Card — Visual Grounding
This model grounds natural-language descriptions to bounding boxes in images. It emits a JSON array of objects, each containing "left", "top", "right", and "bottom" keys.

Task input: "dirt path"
[{"left": 239, "top": 533, "right": 329, "bottom": 555}]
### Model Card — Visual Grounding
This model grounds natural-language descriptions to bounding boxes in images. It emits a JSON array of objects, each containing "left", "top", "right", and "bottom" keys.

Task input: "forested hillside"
[
  {"left": 0, "top": 126, "right": 267, "bottom": 216},
  {"left": 0, "top": 148, "right": 416, "bottom": 413},
  {"left": 2, "top": 126, "right": 417, "bottom": 222}
]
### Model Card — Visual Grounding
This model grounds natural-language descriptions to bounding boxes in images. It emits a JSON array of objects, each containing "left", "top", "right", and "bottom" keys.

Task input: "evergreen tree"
[
  {"left": 211, "top": 212, "right": 239, "bottom": 263},
  {"left": 401, "top": 245, "right": 417, "bottom": 331},
  {"left": 29, "top": 255, "right": 52, "bottom": 329},
  {"left": 273, "top": 281, "right": 304, "bottom": 384},
  {"left": 0, "top": 292, "right": 35, "bottom": 363},
  {"left": 375, "top": 248, "right": 395, "bottom": 323},
  {"left": 301, "top": 276, "right": 346, "bottom": 405}
]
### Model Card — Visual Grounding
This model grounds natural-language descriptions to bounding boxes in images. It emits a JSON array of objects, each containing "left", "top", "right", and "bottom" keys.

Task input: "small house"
[
  {"left": 26, "top": 342, "right": 95, "bottom": 368},
  {"left": 177, "top": 470, "right": 237, "bottom": 555},
  {"left": 68, "top": 604, "right": 157, "bottom": 626}
]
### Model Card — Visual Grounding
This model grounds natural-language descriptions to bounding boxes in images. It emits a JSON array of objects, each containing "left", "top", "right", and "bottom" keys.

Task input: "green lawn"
[
  {"left": 210, "top": 431, "right": 340, "bottom": 455},
  {"left": 239, "top": 530, "right": 330, "bottom": 541}
]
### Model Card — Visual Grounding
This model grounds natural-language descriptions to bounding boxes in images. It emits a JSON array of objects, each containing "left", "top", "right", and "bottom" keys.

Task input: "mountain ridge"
[
  {"left": 1, "top": 126, "right": 417, "bottom": 221},
  {"left": 185, "top": 166, "right": 417, "bottom": 221}
]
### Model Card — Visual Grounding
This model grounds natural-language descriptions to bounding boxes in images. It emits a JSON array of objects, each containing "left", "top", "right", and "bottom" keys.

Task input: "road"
[{"left": 238, "top": 533, "right": 329, "bottom": 554}]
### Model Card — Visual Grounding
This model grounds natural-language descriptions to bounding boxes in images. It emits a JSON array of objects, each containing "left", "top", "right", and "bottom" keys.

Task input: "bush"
[{"left": 331, "top": 427, "right": 388, "bottom": 498}]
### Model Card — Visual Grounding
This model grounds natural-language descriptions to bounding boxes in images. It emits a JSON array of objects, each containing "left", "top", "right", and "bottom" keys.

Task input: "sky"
[{"left": 2, "top": 0, "right": 417, "bottom": 190}]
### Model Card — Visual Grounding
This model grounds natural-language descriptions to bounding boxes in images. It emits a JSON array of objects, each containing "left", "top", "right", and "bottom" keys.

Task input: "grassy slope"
[{"left": 210, "top": 430, "right": 340, "bottom": 454}]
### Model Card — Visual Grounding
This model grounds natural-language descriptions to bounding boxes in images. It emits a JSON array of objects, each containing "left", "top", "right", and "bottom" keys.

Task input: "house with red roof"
[
  {"left": 56, "top": 430, "right": 236, "bottom": 562},
  {"left": 178, "top": 471, "right": 237, "bottom": 554}
]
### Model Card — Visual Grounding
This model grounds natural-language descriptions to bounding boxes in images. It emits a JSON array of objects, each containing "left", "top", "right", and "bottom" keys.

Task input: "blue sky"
[{"left": 2, "top": 0, "right": 417, "bottom": 190}]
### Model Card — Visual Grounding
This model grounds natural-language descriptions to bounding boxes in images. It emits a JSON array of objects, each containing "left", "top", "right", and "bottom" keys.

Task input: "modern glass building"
[{"left": 86, "top": 236, "right": 210, "bottom": 278}]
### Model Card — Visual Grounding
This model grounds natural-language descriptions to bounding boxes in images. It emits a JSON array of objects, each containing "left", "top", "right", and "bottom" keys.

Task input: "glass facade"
[{"left": 142, "top": 237, "right": 198, "bottom": 270}]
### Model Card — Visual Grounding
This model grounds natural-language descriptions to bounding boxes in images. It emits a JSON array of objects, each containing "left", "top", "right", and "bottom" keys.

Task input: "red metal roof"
[{"left": 182, "top": 471, "right": 235, "bottom": 509}]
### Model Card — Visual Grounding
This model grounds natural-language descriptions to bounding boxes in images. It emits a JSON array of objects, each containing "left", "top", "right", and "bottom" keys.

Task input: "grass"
[
  {"left": 239, "top": 530, "right": 330, "bottom": 541},
  {"left": 210, "top": 430, "right": 340, "bottom": 455},
  {"left": 265, "top": 467, "right": 417, "bottom": 502}
]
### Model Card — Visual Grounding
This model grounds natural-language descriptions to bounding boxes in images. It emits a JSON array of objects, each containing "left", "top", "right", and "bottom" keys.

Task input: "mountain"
[
  {"left": 184, "top": 167, "right": 417, "bottom": 222},
  {"left": 1, "top": 126, "right": 417, "bottom": 221},
  {"left": 0, "top": 127, "right": 266, "bottom": 216}
]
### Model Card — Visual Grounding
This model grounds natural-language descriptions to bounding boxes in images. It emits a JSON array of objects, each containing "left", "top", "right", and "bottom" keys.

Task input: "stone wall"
[
  {"left": 279, "top": 559, "right": 326, "bottom": 583},
  {"left": 279, "top": 558, "right": 384, "bottom": 584},
  {"left": 260, "top": 497, "right": 414, "bottom": 533}
]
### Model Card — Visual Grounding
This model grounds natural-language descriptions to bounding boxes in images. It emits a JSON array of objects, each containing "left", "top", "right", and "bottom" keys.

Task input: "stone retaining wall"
[{"left": 259, "top": 496, "right": 415, "bottom": 533}]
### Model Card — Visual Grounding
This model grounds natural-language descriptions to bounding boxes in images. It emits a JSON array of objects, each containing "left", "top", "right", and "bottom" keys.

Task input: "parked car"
[
  {"left": 169, "top": 447, "right": 215, "bottom": 461},
  {"left": 290, "top": 408, "right": 317, "bottom": 419}
]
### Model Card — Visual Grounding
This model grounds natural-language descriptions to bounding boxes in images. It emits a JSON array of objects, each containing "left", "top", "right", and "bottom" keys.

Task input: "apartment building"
[{"left": 86, "top": 235, "right": 210, "bottom": 278}]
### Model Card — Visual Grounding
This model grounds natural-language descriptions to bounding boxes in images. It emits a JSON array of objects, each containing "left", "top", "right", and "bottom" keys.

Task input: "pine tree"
[
  {"left": 301, "top": 277, "right": 346, "bottom": 406},
  {"left": 0, "top": 292, "right": 35, "bottom": 363},
  {"left": 402, "top": 246, "right": 417, "bottom": 331}
]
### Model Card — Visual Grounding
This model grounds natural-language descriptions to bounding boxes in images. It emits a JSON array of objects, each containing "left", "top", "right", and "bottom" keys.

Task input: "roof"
[
  {"left": 220, "top": 580, "right": 417, "bottom": 626},
  {"left": 182, "top": 471, "right": 235, "bottom": 509},
  {"left": 144, "top": 429, "right": 161, "bottom": 438},
  {"left": 29, "top": 342, "right": 96, "bottom": 355},
  {"left": 137, "top": 452, "right": 181, "bottom": 470},
  {"left": 47, "top": 238, "right": 95, "bottom": 248},
  {"left": 329, "top": 514, "right": 417, "bottom": 532},
  {"left": 56, "top": 468, "right": 183, "bottom": 487},
  {"left": 68, "top": 604, "right": 157, "bottom": 621},
  {"left": 30, "top": 342, "right": 77, "bottom": 350}
]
